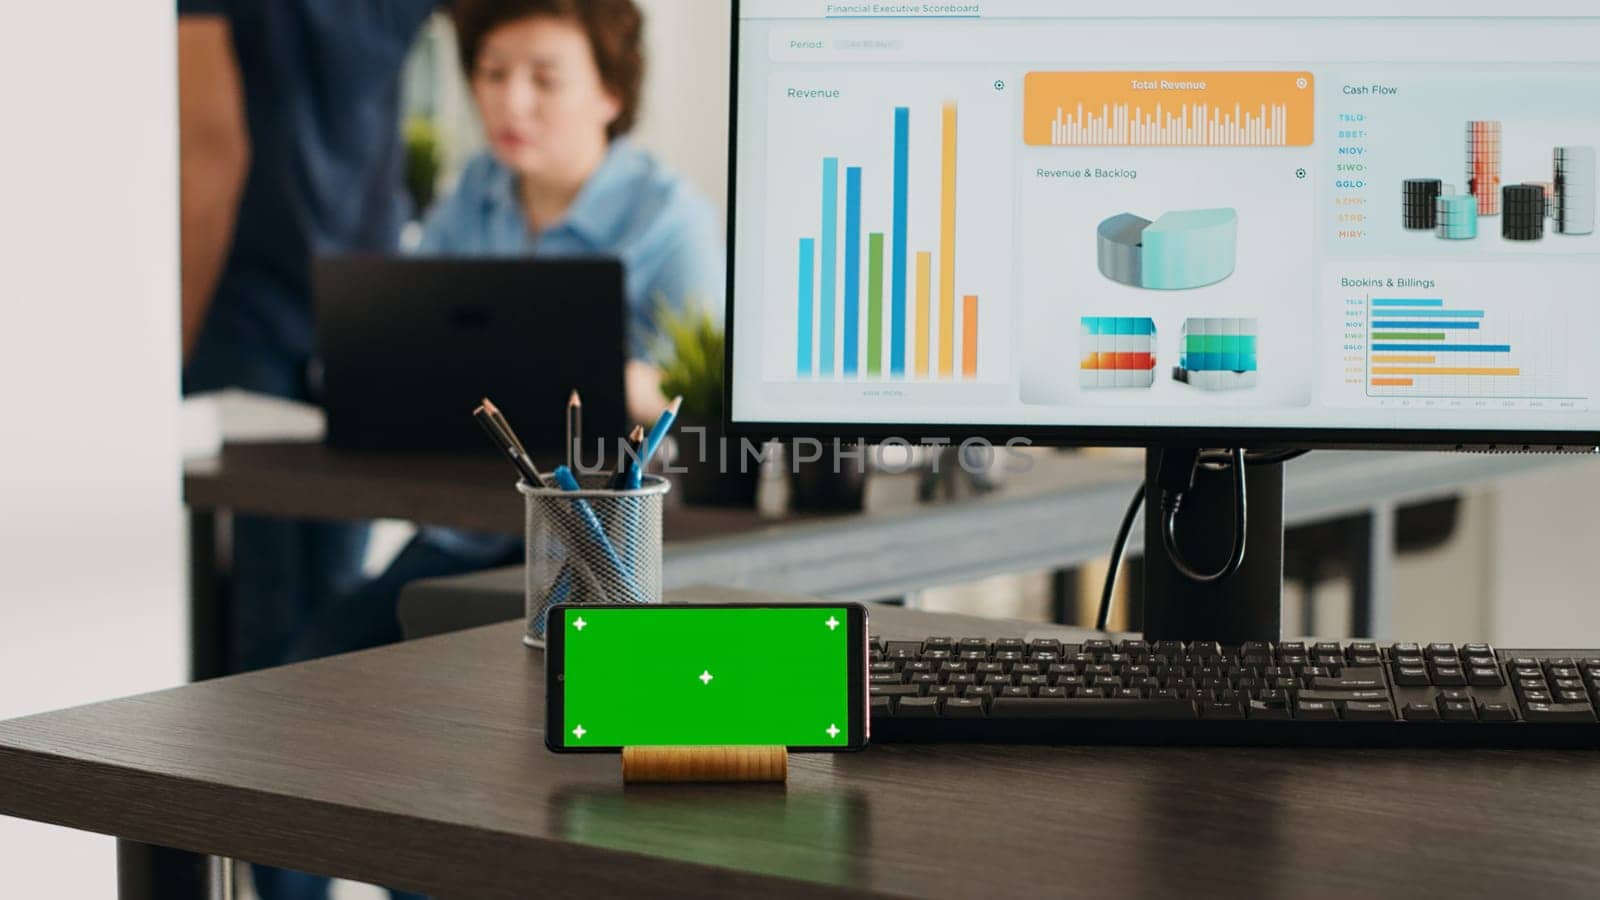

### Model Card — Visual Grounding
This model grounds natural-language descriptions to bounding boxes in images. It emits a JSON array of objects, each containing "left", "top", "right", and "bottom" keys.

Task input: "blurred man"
[{"left": 178, "top": 2, "right": 442, "bottom": 897}]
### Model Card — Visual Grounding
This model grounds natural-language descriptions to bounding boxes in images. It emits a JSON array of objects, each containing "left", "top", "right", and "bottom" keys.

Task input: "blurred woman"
[{"left": 289, "top": 0, "right": 721, "bottom": 658}]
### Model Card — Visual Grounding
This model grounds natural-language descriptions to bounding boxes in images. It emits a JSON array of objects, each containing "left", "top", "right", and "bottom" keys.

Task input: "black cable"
[
  {"left": 1162, "top": 447, "right": 1248, "bottom": 583},
  {"left": 1096, "top": 483, "right": 1146, "bottom": 631},
  {"left": 1094, "top": 448, "right": 1311, "bottom": 630}
]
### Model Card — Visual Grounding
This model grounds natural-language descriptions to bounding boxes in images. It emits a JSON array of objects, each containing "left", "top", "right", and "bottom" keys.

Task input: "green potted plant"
[
  {"left": 655, "top": 302, "right": 759, "bottom": 506},
  {"left": 404, "top": 116, "right": 443, "bottom": 214}
]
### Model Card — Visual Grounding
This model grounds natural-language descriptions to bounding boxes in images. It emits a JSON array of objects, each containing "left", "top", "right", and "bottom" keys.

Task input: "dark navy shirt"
[{"left": 180, "top": 0, "right": 440, "bottom": 387}]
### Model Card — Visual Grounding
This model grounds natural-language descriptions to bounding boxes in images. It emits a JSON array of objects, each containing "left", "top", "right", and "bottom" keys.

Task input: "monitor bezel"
[{"left": 721, "top": 0, "right": 1600, "bottom": 453}]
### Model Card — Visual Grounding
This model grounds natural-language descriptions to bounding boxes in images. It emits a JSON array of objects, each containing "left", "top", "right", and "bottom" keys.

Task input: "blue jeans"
[
  {"left": 187, "top": 332, "right": 410, "bottom": 899},
  {"left": 287, "top": 528, "right": 521, "bottom": 662}
]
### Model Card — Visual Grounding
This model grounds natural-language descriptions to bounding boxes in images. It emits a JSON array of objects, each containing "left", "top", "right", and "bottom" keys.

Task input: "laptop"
[{"left": 314, "top": 256, "right": 628, "bottom": 453}]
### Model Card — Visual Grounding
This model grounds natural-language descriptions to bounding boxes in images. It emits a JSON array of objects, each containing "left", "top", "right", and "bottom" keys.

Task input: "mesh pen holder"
[{"left": 520, "top": 473, "right": 669, "bottom": 647}]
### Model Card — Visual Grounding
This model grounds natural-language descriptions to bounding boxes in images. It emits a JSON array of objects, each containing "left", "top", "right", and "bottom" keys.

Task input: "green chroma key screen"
[{"left": 552, "top": 605, "right": 856, "bottom": 749}]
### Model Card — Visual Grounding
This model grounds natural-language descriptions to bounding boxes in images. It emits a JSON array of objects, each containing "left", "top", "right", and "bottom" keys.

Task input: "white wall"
[
  {"left": 633, "top": 0, "right": 732, "bottom": 215},
  {"left": 0, "top": 1, "right": 187, "bottom": 896}
]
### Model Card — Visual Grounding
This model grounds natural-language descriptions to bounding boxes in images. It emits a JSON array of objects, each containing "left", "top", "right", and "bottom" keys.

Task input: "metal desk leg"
[
  {"left": 117, "top": 840, "right": 230, "bottom": 900},
  {"left": 1349, "top": 505, "right": 1396, "bottom": 638},
  {"left": 188, "top": 508, "right": 228, "bottom": 681}
]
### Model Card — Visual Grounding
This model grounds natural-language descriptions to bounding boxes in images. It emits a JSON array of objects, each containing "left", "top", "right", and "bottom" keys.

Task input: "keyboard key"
[
  {"left": 1478, "top": 702, "right": 1517, "bottom": 722},
  {"left": 1402, "top": 702, "right": 1440, "bottom": 721},
  {"left": 886, "top": 641, "right": 922, "bottom": 656},
  {"left": 1038, "top": 686, "right": 1067, "bottom": 699},
  {"left": 1523, "top": 691, "right": 1553, "bottom": 704},
  {"left": 1439, "top": 700, "right": 1477, "bottom": 722},
  {"left": 870, "top": 674, "right": 903, "bottom": 685},
  {"left": 1523, "top": 702, "right": 1597, "bottom": 724},
  {"left": 1557, "top": 690, "right": 1590, "bottom": 704},
  {"left": 1299, "top": 689, "right": 1388, "bottom": 704},
  {"left": 1001, "top": 685, "right": 1031, "bottom": 698},
  {"left": 871, "top": 684, "right": 920, "bottom": 697},
  {"left": 1439, "top": 689, "right": 1471, "bottom": 703},
  {"left": 1426, "top": 643, "right": 1457, "bottom": 660},
  {"left": 1310, "top": 674, "right": 1386, "bottom": 691},
  {"left": 1461, "top": 643, "right": 1493, "bottom": 657},
  {"left": 943, "top": 697, "right": 985, "bottom": 718},
  {"left": 995, "top": 638, "right": 1026, "bottom": 652},
  {"left": 963, "top": 684, "right": 995, "bottom": 700},
  {"left": 870, "top": 661, "right": 896, "bottom": 674},
  {"left": 1028, "top": 639, "right": 1062, "bottom": 655},
  {"left": 870, "top": 695, "right": 892, "bottom": 719},
  {"left": 1344, "top": 701, "right": 1395, "bottom": 721},
  {"left": 897, "top": 696, "right": 940, "bottom": 717},
  {"left": 1295, "top": 700, "right": 1339, "bottom": 720},
  {"left": 1203, "top": 701, "right": 1243, "bottom": 719},
  {"left": 1246, "top": 700, "right": 1292, "bottom": 720},
  {"left": 1468, "top": 667, "right": 1504, "bottom": 687},
  {"left": 924, "top": 637, "right": 954, "bottom": 651},
  {"left": 928, "top": 684, "right": 958, "bottom": 697},
  {"left": 1390, "top": 642, "right": 1421, "bottom": 656},
  {"left": 1431, "top": 668, "right": 1468, "bottom": 687},
  {"left": 989, "top": 697, "right": 1197, "bottom": 720},
  {"left": 1394, "top": 665, "right": 1429, "bottom": 686}
]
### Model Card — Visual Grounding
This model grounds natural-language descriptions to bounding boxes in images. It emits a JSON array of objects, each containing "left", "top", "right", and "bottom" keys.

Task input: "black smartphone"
[{"left": 545, "top": 602, "right": 869, "bottom": 752}]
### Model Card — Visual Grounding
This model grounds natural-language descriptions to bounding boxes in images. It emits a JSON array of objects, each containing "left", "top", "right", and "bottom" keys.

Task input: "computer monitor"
[
  {"left": 727, "top": 0, "right": 1600, "bottom": 454},
  {"left": 726, "top": 1, "right": 1600, "bottom": 641}
]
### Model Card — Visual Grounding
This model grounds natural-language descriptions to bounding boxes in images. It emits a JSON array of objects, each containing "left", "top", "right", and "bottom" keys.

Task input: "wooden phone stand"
[{"left": 621, "top": 746, "right": 788, "bottom": 783}]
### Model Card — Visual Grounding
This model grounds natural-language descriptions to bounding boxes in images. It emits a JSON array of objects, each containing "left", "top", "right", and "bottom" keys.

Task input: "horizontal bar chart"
[{"left": 1365, "top": 294, "right": 1536, "bottom": 397}]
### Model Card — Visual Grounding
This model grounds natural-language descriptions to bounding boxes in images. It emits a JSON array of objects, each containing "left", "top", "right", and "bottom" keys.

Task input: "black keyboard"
[{"left": 870, "top": 637, "right": 1600, "bottom": 746}]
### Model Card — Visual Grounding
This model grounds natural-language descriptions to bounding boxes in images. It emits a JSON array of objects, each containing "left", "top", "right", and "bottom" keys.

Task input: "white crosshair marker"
[
  {"left": 573, "top": 617, "right": 587, "bottom": 631},
  {"left": 572, "top": 725, "right": 586, "bottom": 739},
  {"left": 826, "top": 724, "right": 840, "bottom": 739},
  {"left": 699, "top": 669, "right": 714, "bottom": 685},
  {"left": 825, "top": 616, "right": 840, "bottom": 631}
]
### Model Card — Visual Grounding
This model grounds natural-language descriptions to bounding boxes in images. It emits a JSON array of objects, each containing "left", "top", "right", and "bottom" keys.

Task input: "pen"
[
  {"left": 474, "top": 400, "right": 544, "bottom": 487},
  {"left": 551, "top": 464, "right": 642, "bottom": 603},
  {"left": 630, "top": 395, "right": 682, "bottom": 489},
  {"left": 566, "top": 389, "right": 582, "bottom": 469}
]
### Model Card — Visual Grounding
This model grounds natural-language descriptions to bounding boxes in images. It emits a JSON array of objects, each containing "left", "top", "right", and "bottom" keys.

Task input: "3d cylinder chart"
[
  {"left": 1079, "top": 317, "right": 1156, "bottom": 389},
  {"left": 1554, "top": 146, "right": 1595, "bottom": 235},
  {"left": 1403, "top": 129, "right": 1592, "bottom": 242},
  {"left": 1172, "top": 317, "right": 1258, "bottom": 391},
  {"left": 1502, "top": 184, "right": 1545, "bottom": 241},
  {"left": 1436, "top": 194, "right": 1479, "bottom": 240},
  {"left": 1402, "top": 178, "right": 1442, "bottom": 230},
  {"left": 1095, "top": 208, "right": 1237, "bottom": 290},
  {"left": 1466, "top": 120, "right": 1502, "bottom": 216}
]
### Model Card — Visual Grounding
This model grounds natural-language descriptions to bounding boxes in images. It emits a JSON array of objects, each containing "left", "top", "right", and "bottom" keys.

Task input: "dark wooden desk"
[{"left": 3, "top": 586, "right": 1599, "bottom": 899}]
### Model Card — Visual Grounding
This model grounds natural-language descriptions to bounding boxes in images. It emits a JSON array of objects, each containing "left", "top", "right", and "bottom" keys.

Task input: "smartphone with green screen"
[{"left": 545, "top": 602, "right": 869, "bottom": 752}]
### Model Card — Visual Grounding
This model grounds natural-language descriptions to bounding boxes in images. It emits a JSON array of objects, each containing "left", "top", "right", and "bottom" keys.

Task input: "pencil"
[
  {"left": 612, "top": 424, "right": 646, "bottom": 489},
  {"left": 481, "top": 396, "right": 527, "bottom": 457},
  {"left": 566, "top": 389, "right": 582, "bottom": 469}
]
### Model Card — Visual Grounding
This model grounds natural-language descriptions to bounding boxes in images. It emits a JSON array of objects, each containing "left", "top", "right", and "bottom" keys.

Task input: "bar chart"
[
  {"left": 1364, "top": 295, "right": 1573, "bottom": 399},
  {"left": 787, "top": 99, "right": 985, "bottom": 379},
  {"left": 1023, "top": 71, "right": 1314, "bottom": 147}
]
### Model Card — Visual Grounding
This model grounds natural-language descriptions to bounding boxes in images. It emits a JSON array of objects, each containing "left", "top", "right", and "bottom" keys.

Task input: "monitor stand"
[{"left": 1140, "top": 447, "right": 1284, "bottom": 643}]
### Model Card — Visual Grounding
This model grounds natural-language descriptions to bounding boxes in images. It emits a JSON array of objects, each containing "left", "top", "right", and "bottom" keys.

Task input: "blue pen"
[
  {"left": 552, "top": 465, "right": 642, "bottom": 603},
  {"left": 629, "top": 395, "right": 682, "bottom": 489}
]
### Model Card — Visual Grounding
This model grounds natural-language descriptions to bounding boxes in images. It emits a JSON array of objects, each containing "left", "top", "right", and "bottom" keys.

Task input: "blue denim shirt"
[
  {"left": 416, "top": 139, "right": 724, "bottom": 360},
  {"left": 416, "top": 140, "right": 722, "bottom": 560}
]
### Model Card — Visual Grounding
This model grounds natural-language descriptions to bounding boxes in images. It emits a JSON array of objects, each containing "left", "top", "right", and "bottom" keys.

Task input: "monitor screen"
[{"left": 727, "top": 1, "right": 1600, "bottom": 448}]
